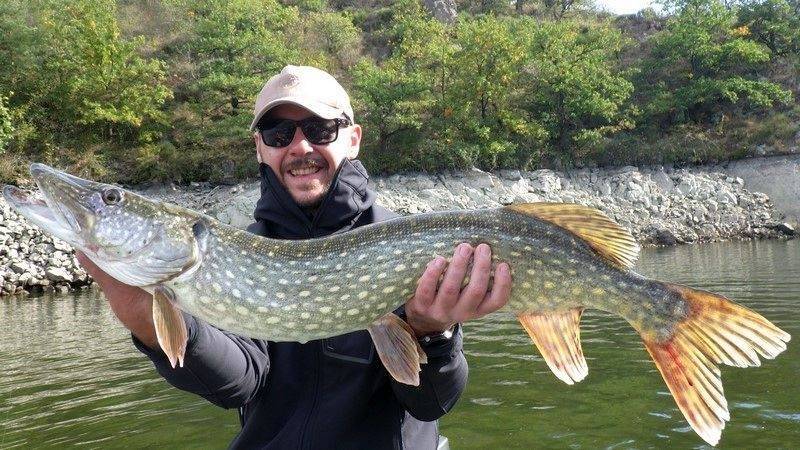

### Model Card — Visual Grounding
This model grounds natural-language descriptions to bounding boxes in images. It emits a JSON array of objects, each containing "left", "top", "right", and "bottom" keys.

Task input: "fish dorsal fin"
[
  {"left": 517, "top": 308, "right": 587, "bottom": 385},
  {"left": 506, "top": 203, "right": 640, "bottom": 269}
]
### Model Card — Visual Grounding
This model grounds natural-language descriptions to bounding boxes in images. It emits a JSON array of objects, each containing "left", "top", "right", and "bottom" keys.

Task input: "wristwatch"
[{"left": 418, "top": 325, "right": 456, "bottom": 345}]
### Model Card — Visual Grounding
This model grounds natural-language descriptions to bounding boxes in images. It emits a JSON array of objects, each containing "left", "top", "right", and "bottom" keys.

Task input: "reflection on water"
[
  {"left": 0, "top": 240, "right": 798, "bottom": 448},
  {"left": 0, "top": 292, "right": 239, "bottom": 448}
]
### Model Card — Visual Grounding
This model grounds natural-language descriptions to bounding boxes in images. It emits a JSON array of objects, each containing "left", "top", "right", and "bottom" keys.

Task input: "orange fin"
[
  {"left": 641, "top": 283, "right": 790, "bottom": 446},
  {"left": 505, "top": 203, "right": 639, "bottom": 269},
  {"left": 517, "top": 308, "right": 588, "bottom": 385},
  {"left": 368, "top": 313, "right": 427, "bottom": 386},
  {"left": 152, "top": 285, "right": 188, "bottom": 369}
]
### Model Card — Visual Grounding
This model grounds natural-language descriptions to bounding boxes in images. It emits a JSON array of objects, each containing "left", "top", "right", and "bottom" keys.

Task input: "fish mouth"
[
  {"left": 4, "top": 163, "right": 106, "bottom": 243},
  {"left": 2, "top": 184, "right": 79, "bottom": 243}
]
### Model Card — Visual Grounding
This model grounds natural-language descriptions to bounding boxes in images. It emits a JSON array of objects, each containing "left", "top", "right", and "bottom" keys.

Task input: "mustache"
[{"left": 284, "top": 156, "right": 326, "bottom": 172}]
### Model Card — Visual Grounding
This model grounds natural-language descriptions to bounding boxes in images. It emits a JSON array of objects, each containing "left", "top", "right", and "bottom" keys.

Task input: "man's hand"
[
  {"left": 405, "top": 243, "right": 512, "bottom": 337},
  {"left": 75, "top": 251, "right": 160, "bottom": 349}
]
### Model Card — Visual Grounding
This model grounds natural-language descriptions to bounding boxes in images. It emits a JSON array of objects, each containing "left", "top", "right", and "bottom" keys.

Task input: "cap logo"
[{"left": 282, "top": 74, "right": 300, "bottom": 89}]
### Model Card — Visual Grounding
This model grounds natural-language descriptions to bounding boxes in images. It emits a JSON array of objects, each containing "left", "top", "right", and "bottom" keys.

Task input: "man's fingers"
[
  {"left": 474, "top": 262, "right": 512, "bottom": 318},
  {"left": 433, "top": 243, "right": 473, "bottom": 311},
  {"left": 411, "top": 256, "right": 447, "bottom": 309},
  {"left": 451, "top": 243, "right": 492, "bottom": 318}
]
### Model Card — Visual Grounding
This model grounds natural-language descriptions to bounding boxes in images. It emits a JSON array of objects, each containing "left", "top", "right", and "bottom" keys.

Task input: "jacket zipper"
[{"left": 298, "top": 342, "right": 323, "bottom": 449}]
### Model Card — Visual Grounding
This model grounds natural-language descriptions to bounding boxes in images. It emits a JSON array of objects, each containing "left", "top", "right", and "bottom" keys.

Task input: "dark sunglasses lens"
[
  {"left": 301, "top": 119, "right": 339, "bottom": 145},
  {"left": 260, "top": 120, "right": 296, "bottom": 147}
]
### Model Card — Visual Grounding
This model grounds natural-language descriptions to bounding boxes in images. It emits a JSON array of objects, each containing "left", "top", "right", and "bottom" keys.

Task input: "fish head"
[{"left": 3, "top": 163, "right": 203, "bottom": 286}]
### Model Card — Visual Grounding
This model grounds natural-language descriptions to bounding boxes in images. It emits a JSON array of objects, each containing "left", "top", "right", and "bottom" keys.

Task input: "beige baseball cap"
[{"left": 250, "top": 65, "right": 354, "bottom": 131}]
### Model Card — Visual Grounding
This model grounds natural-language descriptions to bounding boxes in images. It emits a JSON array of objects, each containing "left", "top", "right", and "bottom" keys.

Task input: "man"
[{"left": 78, "top": 65, "right": 512, "bottom": 449}]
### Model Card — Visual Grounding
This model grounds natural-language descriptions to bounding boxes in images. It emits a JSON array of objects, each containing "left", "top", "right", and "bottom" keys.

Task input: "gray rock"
[
  {"left": 675, "top": 180, "right": 696, "bottom": 196},
  {"left": 423, "top": 0, "right": 457, "bottom": 24},
  {"left": 45, "top": 267, "right": 73, "bottom": 283},
  {"left": 653, "top": 227, "right": 677, "bottom": 245},
  {"left": 774, "top": 223, "right": 795, "bottom": 236},
  {"left": 498, "top": 194, "right": 515, "bottom": 205},
  {"left": 10, "top": 261, "right": 28, "bottom": 274},
  {"left": 715, "top": 191, "right": 737, "bottom": 205},
  {"left": 464, "top": 168, "right": 495, "bottom": 189},
  {"left": 650, "top": 170, "right": 675, "bottom": 192},
  {"left": 529, "top": 170, "right": 562, "bottom": 192},
  {"left": 498, "top": 169, "right": 522, "bottom": 181}
]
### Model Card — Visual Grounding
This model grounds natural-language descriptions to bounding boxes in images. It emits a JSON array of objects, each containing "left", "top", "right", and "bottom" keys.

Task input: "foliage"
[
  {"left": 352, "top": 0, "right": 449, "bottom": 172},
  {"left": 1, "top": 0, "right": 798, "bottom": 181},
  {"left": 0, "top": 0, "right": 171, "bottom": 179},
  {"left": 517, "top": 19, "right": 635, "bottom": 165},
  {"left": 0, "top": 94, "right": 13, "bottom": 152},
  {"left": 737, "top": 0, "right": 800, "bottom": 57},
  {"left": 641, "top": 0, "right": 792, "bottom": 124}
]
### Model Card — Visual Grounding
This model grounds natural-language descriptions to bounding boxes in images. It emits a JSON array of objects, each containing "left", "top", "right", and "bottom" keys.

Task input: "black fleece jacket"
[{"left": 133, "top": 159, "right": 468, "bottom": 449}]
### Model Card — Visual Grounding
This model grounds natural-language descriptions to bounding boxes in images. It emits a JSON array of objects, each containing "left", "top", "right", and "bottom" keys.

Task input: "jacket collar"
[{"left": 253, "top": 158, "right": 377, "bottom": 239}]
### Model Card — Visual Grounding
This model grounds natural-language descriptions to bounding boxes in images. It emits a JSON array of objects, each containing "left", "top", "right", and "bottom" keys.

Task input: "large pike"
[{"left": 4, "top": 163, "right": 790, "bottom": 445}]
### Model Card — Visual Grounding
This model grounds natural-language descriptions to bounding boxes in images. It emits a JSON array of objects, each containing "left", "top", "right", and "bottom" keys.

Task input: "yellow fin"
[
  {"left": 506, "top": 203, "right": 640, "bottom": 269},
  {"left": 368, "top": 313, "right": 427, "bottom": 386},
  {"left": 517, "top": 308, "right": 587, "bottom": 385},
  {"left": 152, "top": 285, "right": 188, "bottom": 369},
  {"left": 640, "top": 283, "right": 790, "bottom": 446}
]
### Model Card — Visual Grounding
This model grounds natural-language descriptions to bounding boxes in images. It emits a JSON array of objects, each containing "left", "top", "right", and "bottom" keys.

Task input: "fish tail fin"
[{"left": 640, "top": 282, "right": 790, "bottom": 446}]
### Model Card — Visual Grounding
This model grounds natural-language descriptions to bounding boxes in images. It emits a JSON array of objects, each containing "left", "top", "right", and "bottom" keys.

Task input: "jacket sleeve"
[
  {"left": 389, "top": 324, "right": 468, "bottom": 421},
  {"left": 132, "top": 312, "right": 270, "bottom": 410}
]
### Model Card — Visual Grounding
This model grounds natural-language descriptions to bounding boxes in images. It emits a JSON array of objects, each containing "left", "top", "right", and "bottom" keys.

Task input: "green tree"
[
  {"left": 737, "top": 0, "right": 800, "bottom": 57},
  {"left": 643, "top": 0, "right": 791, "bottom": 124},
  {"left": 352, "top": 0, "right": 449, "bottom": 171},
  {"left": 517, "top": 19, "right": 635, "bottom": 164},
  {"left": 154, "top": 0, "right": 362, "bottom": 181},
  {"left": 446, "top": 16, "right": 537, "bottom": 168},
  {"left": 182, "top": 0, "right": 300, "bottom": 121},
  {"left": 0, "top": 0, "right": 171, "bottom": 178}
]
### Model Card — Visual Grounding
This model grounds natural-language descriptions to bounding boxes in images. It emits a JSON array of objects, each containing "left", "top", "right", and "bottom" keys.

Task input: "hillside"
[{"left": 0, "top": 0, "right": 797, "bottom": 184}]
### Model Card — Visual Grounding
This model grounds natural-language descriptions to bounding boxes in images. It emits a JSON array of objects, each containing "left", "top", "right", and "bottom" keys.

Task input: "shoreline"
[{"left": 1, "top": 157, "right": 797, "bottom": 297}]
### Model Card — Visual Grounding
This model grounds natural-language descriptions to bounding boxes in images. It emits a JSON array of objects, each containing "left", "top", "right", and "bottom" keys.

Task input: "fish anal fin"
[
  {"left": 639, "top": 282, "right": 791, "bottom": 446},
  {"left": 505, "top": 203, "right": 640, "bottom": 269},
  {"left": 368, "top": 313, "right": 427, "bottom": 386},
  {"left": 517, "top": 308, "right": 587, "bottom": 385},
  {"left": 152, "top": 285, "right": 188, "bottom": 369}
]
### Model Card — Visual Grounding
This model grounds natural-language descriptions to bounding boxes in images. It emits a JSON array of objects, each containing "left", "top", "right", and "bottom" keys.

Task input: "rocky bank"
[{"left": 1, "top": 160, "right": 796, "bottom": 296}]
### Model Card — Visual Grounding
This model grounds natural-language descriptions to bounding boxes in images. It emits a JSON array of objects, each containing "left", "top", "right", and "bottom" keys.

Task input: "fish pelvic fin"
[
  {"left": 152, "top": 285, "right": 188, "bottom": 369},
  {"left": 505, "top": 203, "right": 639, "bottom": 269},
  {"left": 368, "top": 313, "right": 428, "bottom": 386},
  {"left": 641, "top": 283, "right": 790, "bottom": 446},
  {"left": 517, "top": 308, "right": 588, "bottom": 385}
]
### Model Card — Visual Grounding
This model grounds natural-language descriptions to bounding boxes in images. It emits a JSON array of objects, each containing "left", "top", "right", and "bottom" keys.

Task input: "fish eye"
[{"left": 101, "top": 188, "right": 124, "bottom": 205}]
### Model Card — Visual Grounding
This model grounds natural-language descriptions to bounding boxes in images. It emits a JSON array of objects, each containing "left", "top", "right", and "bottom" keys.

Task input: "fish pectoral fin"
[
  {"left": 152, "top": 285, "right": 188, "bottom": 369},
  {"left": 517, "top": 308, "right": 588, "bottom": 385},
  {"left": 368, "top": 313, "right": 426, "bottom": 386},
  {"left": 640, "top": 283, "right": 791, "bottom": 446}
]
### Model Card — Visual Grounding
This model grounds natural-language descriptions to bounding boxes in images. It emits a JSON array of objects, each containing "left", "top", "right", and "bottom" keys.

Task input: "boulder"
[
  {"left": 653, "top": 227, "right": 678, "bottom": 246},
  {"left": 774, "top": 223, "right": 796, "bottom": 236},
  {"left": 650, "top": 170, "right": 675, "bottom": 192},
  {"left": 45, "top": 267, "right": 73, "bottom": 283},
  {"left": 529, "top": 170, "right": 562, "bottom": 192}
]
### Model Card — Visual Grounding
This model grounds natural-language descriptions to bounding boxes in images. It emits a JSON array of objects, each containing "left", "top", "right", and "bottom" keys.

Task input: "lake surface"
[{"left": 1, "top": 240, "right": 798, "bottom": 449}]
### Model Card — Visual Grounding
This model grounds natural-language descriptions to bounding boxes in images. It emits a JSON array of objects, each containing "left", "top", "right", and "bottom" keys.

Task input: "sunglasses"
[{"left": 258, "top": 116, "right": 351, "bottom": 148}]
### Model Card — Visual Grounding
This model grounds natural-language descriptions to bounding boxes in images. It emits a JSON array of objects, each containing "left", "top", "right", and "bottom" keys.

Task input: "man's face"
[{"left": 254, "top": 104, "right": 361, "bottom": 207}]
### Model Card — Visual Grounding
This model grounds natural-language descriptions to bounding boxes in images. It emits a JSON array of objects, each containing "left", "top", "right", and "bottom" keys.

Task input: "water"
[{"left": 1, "top": 240, "right": 798, "bottom": 449}]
